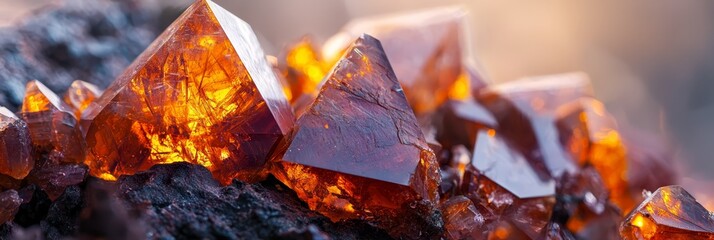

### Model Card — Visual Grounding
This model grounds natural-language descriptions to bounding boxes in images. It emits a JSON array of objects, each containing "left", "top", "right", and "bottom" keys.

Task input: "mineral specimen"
[
  {"left": 82, "top": 0, "right": 294, "bottom": 184},
  {"left": 323, "top": 7, "right": 466, "bottom": 115},
  {"left": 0, "top": 190, "right": 21, "bottom": 224},
  {"left": 0, "top": 107, "right": 33, "bottom": 180},
  {"left": 26, "top": 163, "right": 88, "bottom": 200},
  {"left": 620, "top": 185, "right": 714, "bottom": 239},
  {"left": 435, "top": 99, "right": 498, "bottom": 150},
  {"left": 20, "top": 81, "right": 85, "bottom": 164},
  {"left": 63, "top": 80, "right": 102, "bottom": 119},
  {"left": 271, "top": 35, "right": 440, "bottom": 227},
  {"left": 462, "top": 130, "right": 556, "bottom": 239}
]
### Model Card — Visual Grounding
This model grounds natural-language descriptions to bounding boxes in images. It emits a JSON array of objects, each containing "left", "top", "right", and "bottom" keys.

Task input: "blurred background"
[{"left": 2, "top": 0, "right": 713, "bottom": 196}]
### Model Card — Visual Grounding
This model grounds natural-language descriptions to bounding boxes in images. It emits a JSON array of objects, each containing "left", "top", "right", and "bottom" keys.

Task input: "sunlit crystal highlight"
[
  {"left": 63, "top": 80, "right": 102, "bottom": 119},
  {"left": 83, "top": 0, "right": 293, "bottom": 184}
]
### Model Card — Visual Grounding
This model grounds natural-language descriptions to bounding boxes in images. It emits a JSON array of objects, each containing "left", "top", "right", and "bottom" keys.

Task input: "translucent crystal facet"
[
  {"left": 620, "top": 186, "right": 714, "bottom": 239},
  {"left": 83, "top": 0, "right": 293, "bottom": 184},
  {"left": 21, "top": 81, "right": 85, "bottom": 164},
  {"left": 0, "top": 107, "right": 33, "bottom": 180},
  {"left": 272, "top": 35, "right": 439, "bottom": 222},
  {"left": 281, "top": 37, "right": 329, "bottom": 108},
  {"left": 463, "top": 130, "right": 556, "bottom": 239},
  {"left": 63, "top": 80, "right": 102, "bottom": 119},
  {"left": 323, "top": 7, "right": 466, "bottom": 115}
]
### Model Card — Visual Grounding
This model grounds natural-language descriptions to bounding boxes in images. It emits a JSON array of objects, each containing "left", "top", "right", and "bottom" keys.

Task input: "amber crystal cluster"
[{"left": 0, "top": 0, "right": 705, "bottom": 239}]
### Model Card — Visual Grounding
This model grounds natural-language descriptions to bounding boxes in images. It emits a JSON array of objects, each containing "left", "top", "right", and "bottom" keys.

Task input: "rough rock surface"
[
  {"left": 0, "top": 0, "right": 170, "bottom": 111},
  {"left": 0, "top": 163, "right": 395, "bottom": 240}
]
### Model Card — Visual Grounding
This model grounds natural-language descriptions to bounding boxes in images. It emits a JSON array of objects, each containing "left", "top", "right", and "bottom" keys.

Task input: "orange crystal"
[
  {"left": 557, "top": 98, "right": 634, "bottom": 212},
  {"left": 82, "top": 0, "right": 293, "bottom": 184},
  {"left": 63, "top": 80, "right": 102, "bottom": 119},
  {"left": 620, "top": 185, "right": 714, "bottom": 240},
  {"left": 441, "top": 196, "right": 488, "bottom": 239},
  {"left": 272, "top": 35, "right": 440, "bottom": 223},
  {"left": 462, "top": 130, "right": 556, "bottom": 239},
  {"left": 323, "top": 7, "right": 466, "bottom": 115},
  {"left": 282, "top": 37, "right": 329, "bottom": 105},
  {"left": 21, "top": 81, "right": 85, "bottom": 164},
  {"left": 0, "top": 107, "right": 33, "bottom": 179}
]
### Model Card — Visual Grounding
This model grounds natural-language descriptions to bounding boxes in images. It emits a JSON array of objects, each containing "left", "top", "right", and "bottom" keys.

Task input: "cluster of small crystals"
[{"left": 0, "top": 1, "right": 708, "bottom": 239}]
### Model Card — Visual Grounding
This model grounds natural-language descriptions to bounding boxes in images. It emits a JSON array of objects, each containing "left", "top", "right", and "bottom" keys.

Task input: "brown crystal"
[
  {"left": 441, "top": 196, "right": 488, "bottom": 239},
  {"left": 478, "top": 72, "right": 593, "bottom": 179},
  {"left": 26, "top": 163, "right": 88, "bottom": 200},
  {"left": 542, "top": 222, "right": 577, "bottom": 240},
  {"left": 323, "top": 7, "right": 466, "bottom": 115},
  {"left": 462, "top": 130, "right": 556, "bottom": 239},
  {"left": 620, "top": 185, "right": 714, "bottom": 240},
  {"left": 0, "top": 189, "right": 21, "bottom": 224},
  {"left": 82, "top": 0, "right": 293, "bottom": 184},
  {"left": 272, "top": 35, "right": 440, "bottom": 222},
  {"left": 21, "top": 80, "right": 85, "bottom": 164},
  {"left": 435, "top": 99, "right": 498, "bottom": 151},
  {"left": 0, "top": 107, "right": 33, "bottom": 179},
  {"left": 63, "top": 80, "right": 102, "bottom": 119}
]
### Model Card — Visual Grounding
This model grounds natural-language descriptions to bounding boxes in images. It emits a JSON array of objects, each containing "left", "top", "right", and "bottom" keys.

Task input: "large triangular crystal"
[
  {"left": 272, "top": 35, "right": 440, "bottom": 223},
  {"left": 83, "top": 0, "right": 293, "bottom": 184}
]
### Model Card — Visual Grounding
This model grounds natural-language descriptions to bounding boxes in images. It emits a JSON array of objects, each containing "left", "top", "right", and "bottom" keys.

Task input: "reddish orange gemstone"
[
  {"left": 462, "top": 130, "right": 556, "bottom": 239},
  {"left": 82, "top": 0, "right": 293, "bottom": 184},
  {"left": 272, "top": 35, "right": 440, "bottom": 224},
  {"left": 0, "top": 189, "right": 21, "bottom": 224},
  {"left": 620, "top": 186, "right": 714, "bottom": 239},
  {"left": 0, "top": 107, "right": 33, "bottom": 180},
  {"left": 63, "top": 80, "right": 102, "bottom": 119},
  {"left": 323, "top": 7, "right": 466, "bottom": 115},
  {"left": 21, "top": 81, "right": 85, "bottom": 164}
]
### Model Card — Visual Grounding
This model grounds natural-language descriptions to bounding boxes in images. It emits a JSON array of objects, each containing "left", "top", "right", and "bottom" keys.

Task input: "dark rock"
[
  {"left": 116, "top": 163, "right": 392, "bottom": 240},
  {"left": 0, "top": 0, "right": 170, "bottom": 111}
]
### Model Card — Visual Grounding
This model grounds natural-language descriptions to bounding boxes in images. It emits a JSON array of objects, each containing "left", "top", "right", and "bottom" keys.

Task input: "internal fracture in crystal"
[{"left": 82, "top": 0, "right": 293, "bottom": 184}]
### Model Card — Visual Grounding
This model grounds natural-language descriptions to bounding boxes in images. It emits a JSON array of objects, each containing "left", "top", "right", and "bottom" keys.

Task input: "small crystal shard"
[
  {"left": 83, "top": 0, "right": 294, "bottom": 184},
  {"left": 21, "top": 80, "right": 85, "bottom": 164},
  {"left": 542, "top": 222, "right": 577, "bottom": 240},
  {"left": 441, "top": 196, "right": 488, "bottom": 239},
  {"left": 0, "top": 107, "right": 33, "bottom": 179},
  {"left": 0, "top": 189, "right": 21, "bottom": 224},
  {"left": 463, "top": 130, "right": 556, "bottom": 239},
  {"left": 63, "top": 80, "right": 102, "bottom": 119},
  {"left": 272, "top": 35, "right": 440, "bottom": 223},
  {"left": 26, "top": 163, "right": 87, "bottom": 200},
  {"left": 620, "top": 185, "right": 714, "bottom": 239},
  {"left": 323, "top": 7, "right": 466, "bottom": 115}
]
